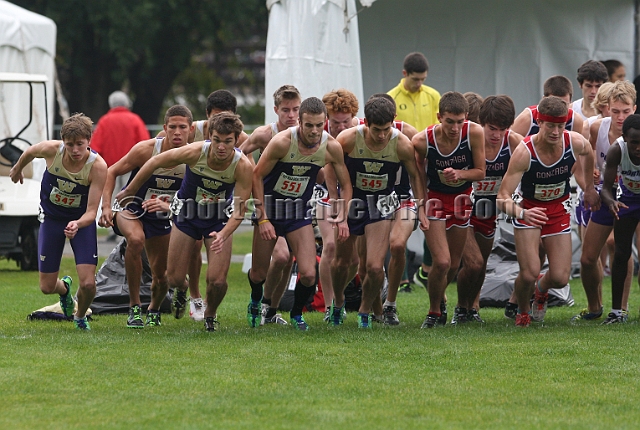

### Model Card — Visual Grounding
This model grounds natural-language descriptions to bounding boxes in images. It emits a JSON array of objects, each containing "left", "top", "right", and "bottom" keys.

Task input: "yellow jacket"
[{"left": 387, "top": 79, "right": 441, "bottom": 131}]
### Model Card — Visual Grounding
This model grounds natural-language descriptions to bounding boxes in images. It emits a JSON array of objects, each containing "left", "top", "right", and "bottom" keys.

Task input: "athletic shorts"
[
  {"left": 617, "top": 194, "right": 640, "bottom": 220},
  {"left": 470, "top": 215, "right": 497, "bottom": 238},
  {"left": 573, "top": 199, "right": 591, "bottom": 227},
  {"left": 113, "top": 211, "right": 172, "bottom": 239},
  {"left": 173, "top": 216, "right": 225, "bottom": 240},
  {"left": 347, "top": 198, "right": 393, "bottom": 236},
  {"left": 251, "top": 212, "right": 312, "bottom": 237},
  {"left": 395, "top": 198, "right": 417, "bottom": 213},
  {"left": 38, "top": 216, "right": 98, "bottom": 273},
  {"left": 588, "top": 204, "right": 614, "bottom": 227},
  {"left": 426, "top": 188, "right": 472, "bottom": 230},
  {"left": 512, "top": 197, "right": 572, "bottom": 237}
]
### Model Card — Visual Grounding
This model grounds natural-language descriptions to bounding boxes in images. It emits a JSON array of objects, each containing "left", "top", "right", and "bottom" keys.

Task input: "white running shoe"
[{"left": 189, "top": 297, "right": 206, "bottom": 322}]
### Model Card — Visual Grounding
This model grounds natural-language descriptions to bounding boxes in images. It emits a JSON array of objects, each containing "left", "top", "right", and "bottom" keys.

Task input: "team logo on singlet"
[
  {"left": 363, "top": 161, "right": 383, "bottom": 173},
  {"left": 155, "top": 178, "right": 176, "bottom": 188},
  {"left": 202, "top": 178, "right": 223, "bottom": 190},
  {"left": 56, "top": 179, "right": 77, "bottom": 193},
  {"left": 292, "top": 165, "right": 311, "bottom": 175}
]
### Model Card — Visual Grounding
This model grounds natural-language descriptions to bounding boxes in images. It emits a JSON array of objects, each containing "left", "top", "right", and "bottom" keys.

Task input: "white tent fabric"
[
  {"left": 265, "top": 0, "right": 365, "bottom": 122},
  {"left": 358, "top": 0, "right": 635, "bottom": 113},
  {"left": 0, "top": 0, "right": 56, "bottom": 158}
]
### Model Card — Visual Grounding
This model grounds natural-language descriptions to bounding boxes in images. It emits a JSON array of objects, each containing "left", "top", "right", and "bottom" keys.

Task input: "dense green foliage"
[{"left": 12, "top": 0, "right": 268, "bottom": 124}]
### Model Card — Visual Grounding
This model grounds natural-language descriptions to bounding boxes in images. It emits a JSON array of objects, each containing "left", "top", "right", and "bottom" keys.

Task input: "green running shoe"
[
  {"left": 247, "top": 301, "right": 261, "bottom": 327},
  {"left": 59, "top": 276, "right": 74, "bottom": 318},
  {"left": 290, "top": 314, "right": 309, "bottom": 331},
  {"left": 329, "top": 303, "right": 344, "bottom": 326},
  {"left": 146, "top": 311, "right": 162, "bottom": 326},
  {"left": 357, "top": 312, "right": 371, "bottom": 329},
  {"left": 74, "top": 317, "right": 90, "bottom": 331},
  {"left": 127, "top": 305, "right": 144, "bottom": 329}
]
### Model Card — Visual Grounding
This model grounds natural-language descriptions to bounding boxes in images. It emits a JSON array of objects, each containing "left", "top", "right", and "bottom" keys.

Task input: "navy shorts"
[
  {"left": 113, "top": 211, "right": 172, "bottom": 239},
  {"left": 39, "top": 216, "right": 98, "bottom": 273},
  {"left": 173, "top": 216, "right": 226, "bottom": 240}
]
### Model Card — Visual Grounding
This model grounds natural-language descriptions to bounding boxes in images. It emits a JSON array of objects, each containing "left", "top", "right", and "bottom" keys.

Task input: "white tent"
[
  {"left": 265, "top": 0, "right": 365, "bottom": 122},
  {"left": 266, "top": 0, "right": 636, "bottom": 116},
  {"left": 0, "top": 0, "right": 56, "bottom": 149}
]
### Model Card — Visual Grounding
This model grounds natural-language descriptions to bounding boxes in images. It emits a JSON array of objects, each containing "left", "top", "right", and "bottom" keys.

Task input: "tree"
[{"left": 12, "top": 0, "right": 268, "bottom": 124}]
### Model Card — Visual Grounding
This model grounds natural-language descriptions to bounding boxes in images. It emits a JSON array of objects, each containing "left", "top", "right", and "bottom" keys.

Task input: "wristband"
[
  {"left": 258, "top": 219, "right": 270, "bottom": 225},
  {"left": 518, "top": 208, "right": 525, "bottom": 220}
]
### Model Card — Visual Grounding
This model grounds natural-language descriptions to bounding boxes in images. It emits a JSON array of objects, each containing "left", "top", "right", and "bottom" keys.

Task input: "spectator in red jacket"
[{"left": 91, "top": 90, "right": 150, "bottom": 168}]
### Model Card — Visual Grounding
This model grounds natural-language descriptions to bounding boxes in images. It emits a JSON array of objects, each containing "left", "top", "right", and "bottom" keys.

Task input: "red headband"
[{"left": 537, "top": 113, "right": 568, "bottom": 123}]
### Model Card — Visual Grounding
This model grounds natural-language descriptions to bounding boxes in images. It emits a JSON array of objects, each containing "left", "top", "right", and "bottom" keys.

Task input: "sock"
[
  {"left": 247, "top": 272, "right": 265, "bottom": 304},
  {"left": 290, "top": 280, "right": 316, "bottom": 317},
  {"left": 611, "top": 309, "right": 622, "bottom": 317},
  {"left": 262, "top": 297, "right": 272, "bottom": 307},
  {"left": 384, "top": 300, "right": 396, "bottom": 308},
  {"left": 73, "top": 315, "right": 84, "bottom": 321},
  {"left": 265, "top": 307, "right": 277, "bottom": 319}
]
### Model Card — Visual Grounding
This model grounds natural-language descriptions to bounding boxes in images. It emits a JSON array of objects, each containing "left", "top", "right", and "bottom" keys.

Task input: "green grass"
[
  {"left": 231, "top": 229, "right": 253, "bottom": 255},
  {"left": 1, "top": 257, "right": 639, "bottom": 429}
]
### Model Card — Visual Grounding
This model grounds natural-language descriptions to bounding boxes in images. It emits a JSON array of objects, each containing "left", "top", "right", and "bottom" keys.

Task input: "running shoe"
[
  {"left": 504, "top": 302, "right": 518, "bottom": 320},
  {"left": 467, "top": 308, "right": 484, "bottom": 323},
  {"left": 515, "top": 313, "right": 531, "bottom": 327},
  {"left": 601, "top": 312, "right": 628, "bottom": 325},
  {"left": 247, "top": 301, "right": 261, "bottom": 328},
  {"left": 357, "top": 312, "right": 371, "bottom": 329},
  {"left": 329, "top": 303, "right": 344, "bottom": 326},
  {"left": 60, "top": 275, "right": 74, "bottom": 318},
  {"left": 290, "top": 314, "right": 309, "bottom": 331},
  {"left": 371, "top": 314, "right": 384, "bottom": 324},
  {"left": 438, "top": 300, "right": 448, "bottom": 325},
  {"left": 413, "top": 267, "right": 429, "bottom": 291},
  {"left": 264, "top": 313, "right": 288, "bottom": 325},
  {"left": 127, "top": 305, "right": 144, "bottom": 329},
  {"left": 146, "top": 311, "right": 162, "bottom": 327},
  {"left": 74, "top": 317, "right": 91, "bottom": 331},
  {"left": 420, "top": 313, "right": 440, "bottom": 329},
  {"left": 398, "top": 282, "right": 413, "bottom": 293},
  {"left": 531, "top": 275, "right": 548, "bottom": 322},
  {"left": 189, "top": 297, "right": 206, "bottom": 322},
  {"left": 450, "top": 306, "right": 468, "bottom": 325},
  {"left": 172, "top": 289, "right": 188, "bottom": 319},
  {"left": 382, "top": 305, "right": 400, "bottom": 325},
  {"left": 570, "top": 307, "right": 603, "bottom": 322},
  {"left": 323, "top": 308, "right": 331, "bottom": 322},
  {"left": 204, "top": 316, "right": 219, "bottom": 332}
]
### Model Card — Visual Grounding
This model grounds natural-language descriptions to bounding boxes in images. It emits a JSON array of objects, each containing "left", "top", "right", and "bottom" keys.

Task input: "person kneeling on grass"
[{"left": 9, "top": 113, "right": 107, "bottom": 331}]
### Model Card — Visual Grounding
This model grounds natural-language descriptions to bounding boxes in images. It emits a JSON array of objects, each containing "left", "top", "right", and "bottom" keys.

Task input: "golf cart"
[{"left": 0, "top": 72, "right": 49, "bottom": 270}]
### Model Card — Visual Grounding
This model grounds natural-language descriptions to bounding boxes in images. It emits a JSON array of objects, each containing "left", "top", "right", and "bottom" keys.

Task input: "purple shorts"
[
  {"left": 173, "top": 216, "right": 225, "bottom": 240},
  {"left": 113, "top": 211, "right": 172, "bottom": 239},
  {"left": 588, "top": 204, "right": 614, "bottom": 227},
  {"left": 617, "top": 194, "right": 640, "bottom": 219},
  {"left": 573, "top": 197, "right": 591, "bottom": 227},
  {"left": 39, "top": 217, "right": 98, "bottom": 273}
]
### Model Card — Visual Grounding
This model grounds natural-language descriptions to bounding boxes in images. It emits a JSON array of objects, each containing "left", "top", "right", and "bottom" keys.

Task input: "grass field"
[{"left": 1, "top": 255, "right": 639, "bottom": 429}]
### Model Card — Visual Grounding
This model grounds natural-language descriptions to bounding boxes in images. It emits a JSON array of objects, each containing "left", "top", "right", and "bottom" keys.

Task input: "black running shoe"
[
  {"left": 504, "top": 302, "right": 518, "bottom": 320},
  {"left": 450, "top": 306, "right": 468, "bottom": 325},
  {"left": 420, "top": 313, "right": 440, "bottom": 329},
  {"left": 172, "top": 289, "right": 188, "bottom": 319},
  {"left": 382, "top": 305, "right": 400, "bottom": 325},
  {"left": 467, "top": 308, "right": 485, "bottom": 323},
  {"left": 127, "top": 305, "right": 144, "bottom": 329},
  {"left": 204, "top": 316, "right": 219, "bottom": 332},
  {"left": 438, "top": 300, "right": 448, "bottom": 325}
]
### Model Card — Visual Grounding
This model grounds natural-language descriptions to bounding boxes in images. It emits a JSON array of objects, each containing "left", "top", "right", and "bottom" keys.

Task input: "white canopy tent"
[
  {"left": 266, "top": 0, "right": 637, "bottom": 117},
  {"left": 0, "top": 0, "right": 56, "bottom": 152}
]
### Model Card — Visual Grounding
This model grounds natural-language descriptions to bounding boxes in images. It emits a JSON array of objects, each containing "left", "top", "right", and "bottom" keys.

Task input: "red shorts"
[
  {"left": 512, "top": 197, "right": 572, "bottom": 237},
  {"left": 470, "top": 215, "right": 497, "bottom": 238},
  {"left": 426, "top": 188, "right": 472, "bottom": 230},
  {"left": 395, "top": 198, "right": 417, "bottom": 213}
]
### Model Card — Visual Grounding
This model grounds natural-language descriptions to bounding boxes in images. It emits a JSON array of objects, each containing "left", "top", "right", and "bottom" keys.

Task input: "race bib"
[
  {"left": 311, "top": 185, "right": 328, "bottom": 201},
  {"left": 144, "top": 187, "right": 177, "bottom": 203},
  {"left": 474, "top": 176, "right": 502, "bottom": 196},
  {"left": 622, "top": 176, "right": 640, "bottom": 194},
  {"left": 169, "top": 195, "right": 183, "bottom": 216},
  {"left": 196, "top": 186, "right": 226, "bottom": 204},
  {"left": 356, "top": 172, "right": 388, "bottom": 192},
  {"left": 437, "top": 170, "right": 465, "bottom": 187},
  {"left": 274, "top": 173, "right": 310, "bottom": 198},
  {"left": 376, "top": 192, "right": 400, "bottom": 217},
  {"left": 49, "top": 187, "right": 81, "bottom": 208},
  {"left": 534, "top": 181, "right": 566, "bottom": 201}
]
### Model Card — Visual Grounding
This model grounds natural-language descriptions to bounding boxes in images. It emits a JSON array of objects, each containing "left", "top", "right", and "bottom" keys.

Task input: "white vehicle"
[{"left": 0, "top": 73, "right": 49, "bottom": 270}]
